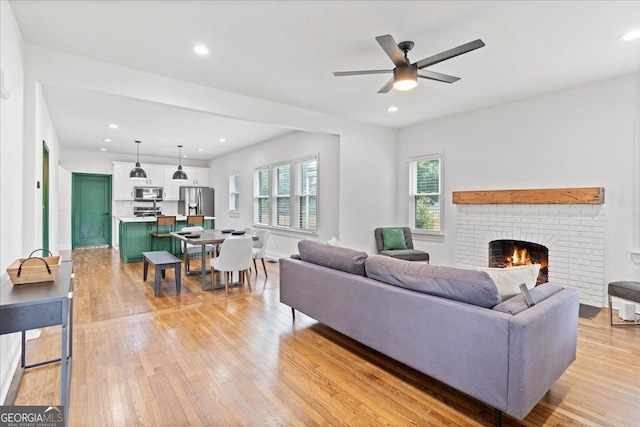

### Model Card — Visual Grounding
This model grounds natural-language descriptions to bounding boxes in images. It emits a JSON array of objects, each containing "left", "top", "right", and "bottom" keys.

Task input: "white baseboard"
[{"left": 0, "top": 334, "right": 20, "bottom": 405}]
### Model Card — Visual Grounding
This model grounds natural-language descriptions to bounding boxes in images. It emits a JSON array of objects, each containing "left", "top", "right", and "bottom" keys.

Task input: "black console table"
[{"left": 0, "top": 260, "right": 74, "bottom": 424}]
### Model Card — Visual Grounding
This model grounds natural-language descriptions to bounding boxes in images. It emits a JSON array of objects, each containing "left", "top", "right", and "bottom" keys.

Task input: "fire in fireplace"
[{"left": 488, "top": 240, "right": 549, "bottom": 285}]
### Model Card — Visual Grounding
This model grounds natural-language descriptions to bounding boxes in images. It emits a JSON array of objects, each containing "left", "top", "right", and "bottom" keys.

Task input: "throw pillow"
[
  {"left": 382, "top": 228, "right": 407, "bottom": 250},
  {"left": 477, "top": 264, "right": 541, "bottom": 300},
  {"left": 326, "top": 236, "right": 342, "bottom": 247}
]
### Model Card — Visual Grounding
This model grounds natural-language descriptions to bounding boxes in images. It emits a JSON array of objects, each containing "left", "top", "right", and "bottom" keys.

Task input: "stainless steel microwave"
[{"left": 134, "top": 186, "right": 163, "bottom": 201}]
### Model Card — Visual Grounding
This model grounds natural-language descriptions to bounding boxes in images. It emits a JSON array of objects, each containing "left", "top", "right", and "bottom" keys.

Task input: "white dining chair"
[
  {"left": 210, "top": 236, "right": 253, "bottom": 296},
  {"left": 181, "top": 226, "right": 215, "bottom": 273},
  {"left": 251, "top": 229, "right": 270, "bottom": 277}
]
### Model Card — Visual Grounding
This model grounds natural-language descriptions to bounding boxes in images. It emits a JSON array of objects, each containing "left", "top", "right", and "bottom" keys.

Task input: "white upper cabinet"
[
  {"left": 183, "top": 167, "right": 210, "bottom": 187},
  {"left": 134, "top": 164, "right": 163, "bottom": 187},
  {"left": 113, "top": 162, "right": 209, "bottom": 201},
  {"left": 113, "top": 163, "right": 135, "bottom": 200},
  {"left": 162, "top": 168, "right": 183, "bottom": 200}
]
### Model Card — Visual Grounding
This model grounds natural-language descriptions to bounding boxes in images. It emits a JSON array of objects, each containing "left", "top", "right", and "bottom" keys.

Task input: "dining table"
[{"left": 170, "top": 229, "right": 257, "bottom": 291}]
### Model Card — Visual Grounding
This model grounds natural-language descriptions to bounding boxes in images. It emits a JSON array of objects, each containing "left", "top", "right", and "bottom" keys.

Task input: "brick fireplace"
[{"left": 453, "top": 189, "right": 606, "bottom": 306}]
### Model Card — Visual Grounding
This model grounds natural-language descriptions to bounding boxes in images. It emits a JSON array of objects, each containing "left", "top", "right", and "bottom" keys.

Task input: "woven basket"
[{"left": 6, "top": 249, "right": 62, "bottom": 285}]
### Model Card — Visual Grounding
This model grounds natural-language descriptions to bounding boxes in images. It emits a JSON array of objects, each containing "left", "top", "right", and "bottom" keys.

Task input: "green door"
[{"left": 72, "top": 173, "right": 112, "bottom": 248}]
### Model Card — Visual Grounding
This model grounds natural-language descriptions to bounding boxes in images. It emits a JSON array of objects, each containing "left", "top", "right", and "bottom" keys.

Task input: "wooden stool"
[
  {"left": 608, "top": 281, "right": 640, "bottom": 326},
  {"left": 142, "top": 251, "right": 182, "bottom": 297},
  {"left": 150, "top": 216, "right": 176, "bottom": 252}
]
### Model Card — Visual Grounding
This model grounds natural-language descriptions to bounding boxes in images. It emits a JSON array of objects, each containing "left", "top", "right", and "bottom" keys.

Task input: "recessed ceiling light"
[
  {"left": 219, "top": 138, "right": 226, "bottom": 143},
  {"left": 193, "top": 45, "right": 210, "bottom": 55},
  {"left": 183, "top": 155, "right": 188, "bottom": 158},
  {"left": 108, "top": 124, "right": 118, "bottom": 129},
  {"left": 620, "top": 29, "right": 640, "bottom": 41},
  {"left": 100, "top": 148, "right": 107, "bottom": 151},
  {"left": 387, "top": 106, "right": 398, "bottom": 112},
  {"left": 198, "top": 148, "right": 204, "bottom": 152},
  {"left": 103, "top": 138, "right": 111, "bottom": 142}
]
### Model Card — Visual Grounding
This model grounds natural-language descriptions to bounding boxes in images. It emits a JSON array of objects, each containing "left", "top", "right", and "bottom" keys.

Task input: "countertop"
[{"left": 116, "top": 216, "right": 216, "bottom": 223}]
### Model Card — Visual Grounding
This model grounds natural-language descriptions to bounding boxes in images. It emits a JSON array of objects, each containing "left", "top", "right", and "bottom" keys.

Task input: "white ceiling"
[
  {"left": 10, "top": 1, "right": 640, "bottom": 160},
  {"left": 40, "top": 84, "right": 293, "bottom": 159}
]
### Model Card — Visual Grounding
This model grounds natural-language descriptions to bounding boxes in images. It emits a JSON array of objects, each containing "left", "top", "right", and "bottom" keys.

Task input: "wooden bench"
[{"left": 142, "top": 251, "right": 182, "bottom": 297}]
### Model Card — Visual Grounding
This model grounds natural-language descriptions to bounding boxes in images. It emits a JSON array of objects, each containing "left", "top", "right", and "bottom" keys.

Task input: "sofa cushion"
[
  {"left": 477, "top": 264, "right": 541, "bottom": 300},
  {"left": 493, "top": 283, "right": 564, "bottom": 315},
  {"left": 365, "top": 255, "right": 501, "bottom": 308},
  {"left": 381, "top": 227, "right": 407, "bottom": 250},
  {"left": 298, "top": 240, "right": 368, "bottom": 276},
  {"left": 379, "top": 249, "right": 430, "bottom": 262}
]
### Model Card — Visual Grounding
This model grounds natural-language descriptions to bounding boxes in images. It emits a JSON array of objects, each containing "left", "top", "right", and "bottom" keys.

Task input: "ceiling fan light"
[
  {"left": 129, "top": 140, "right": 147, "bottom": 179},
  {"left": 620, "top": 29, "right": 640, "bottom": 41},
  {"left": 393, "top": 79, "right": 417, "bottom": 91},
  {"left": 393, "top": 66, "right": 418, "bottom": 91}
]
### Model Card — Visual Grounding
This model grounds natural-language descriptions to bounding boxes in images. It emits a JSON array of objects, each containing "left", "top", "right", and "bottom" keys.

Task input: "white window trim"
[
  {"left": 253, "top": 154, "right": 319, "bottom": 232},
  {"left": 254, "top": 167, "right": 270, "bottom": 226},
  {"left": 409, "top": 153, "right": 444, "bottom": 236},
  {"left": 228, "top": 172, "right": 240, "bottom": 217}
]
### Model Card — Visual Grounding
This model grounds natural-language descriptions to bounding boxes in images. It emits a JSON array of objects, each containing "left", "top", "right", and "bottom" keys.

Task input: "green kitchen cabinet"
[
  {"left": 119, "top": 219, "right": 213, "bottom": 263},
  {"left": 119, "top": 221, "right": 152, "bottom": 263}
]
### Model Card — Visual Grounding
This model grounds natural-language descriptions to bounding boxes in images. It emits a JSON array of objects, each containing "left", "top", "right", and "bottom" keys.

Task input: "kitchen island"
[{"left": 117, "top": 216, "right": 215, "bottom": 263}]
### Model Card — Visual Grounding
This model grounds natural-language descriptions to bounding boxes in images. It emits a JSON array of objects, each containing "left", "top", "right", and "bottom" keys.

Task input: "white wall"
[
  {"left": 0, "top": 0, "right": 25, "bottom": 404},
  {"left": 397, "top": 73, "right": 640, "bottom": 297},
  {"left": 209, "top": 130, "right": 340, "bottom": 259},
  {"left": 60, "top": 148, "right": 209, "bottom": 174},
  {"left": 58, "top": 166, "right": 72, "bottom": 250},
  {"left": 34, "top": 83, "right": 61, "bottom": 253}
]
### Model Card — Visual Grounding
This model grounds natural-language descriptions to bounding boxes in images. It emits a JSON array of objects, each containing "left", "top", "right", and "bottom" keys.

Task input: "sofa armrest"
[{"left": 506, "top": 287, "right": 579, "bottom": 419}]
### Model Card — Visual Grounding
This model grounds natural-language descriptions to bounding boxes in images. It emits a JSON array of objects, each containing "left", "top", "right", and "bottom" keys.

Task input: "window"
[
  {"left": 253, "top": 155, "right": 318, "bottom": 232},
  {"left": 254, "top": 168, "right": 270, "bottom": 225},
  {"left": 274, "top": 164, "right": 291, "bottom": 226},
  {"left": 297, "top": 159, "right": 317, "bottom": 231},
  {"left": 228, "top": 173, "right": 239, "bottom": 212},
  {"left": 409, "top": 154, "right": 442, "bottom": 233}
]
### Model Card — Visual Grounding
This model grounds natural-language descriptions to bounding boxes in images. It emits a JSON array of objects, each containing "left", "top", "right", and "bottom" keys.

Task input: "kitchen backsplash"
[{"left": 112, "top": 200, "right": 179, "bottom": 217}]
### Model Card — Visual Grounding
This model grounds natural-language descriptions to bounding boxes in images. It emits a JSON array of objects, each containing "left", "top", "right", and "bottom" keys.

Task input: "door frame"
[
  {"left": 71, "top": 173, "right": 113, "bottom": 249},
  {"left": 42, "top": 141, "right": 50, "bottom": 251}
]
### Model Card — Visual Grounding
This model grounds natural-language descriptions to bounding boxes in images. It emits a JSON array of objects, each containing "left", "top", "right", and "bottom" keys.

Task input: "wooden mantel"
[{"left": 452, "top": 187, "right": 604, "bottom": 205}]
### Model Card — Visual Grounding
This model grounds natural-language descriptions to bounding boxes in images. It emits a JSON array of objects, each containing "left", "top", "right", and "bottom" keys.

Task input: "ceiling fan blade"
[
  {"left": 415, "top": 39, "right": 485, "bottom": 70},
  {"left": 418, "top": 70, "right": 460, "bottom": 83},
  {"left": 377, "top": 78, "right": 394, "bottom": 94},
  {"left": 376, "top": 34, "right": 409, "bottom": 67},
  {"left": 333, "top": 69, "right": 393, "bottom": 77}
]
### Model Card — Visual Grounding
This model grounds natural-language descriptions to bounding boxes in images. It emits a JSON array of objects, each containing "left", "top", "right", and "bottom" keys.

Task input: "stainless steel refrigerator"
[{"left": 178, "top": 186, "right": 215, "bottom": 219}]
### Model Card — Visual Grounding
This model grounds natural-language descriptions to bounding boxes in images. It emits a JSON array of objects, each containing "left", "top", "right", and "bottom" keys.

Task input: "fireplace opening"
[{"left": 488, "top": 240, "right": 549, "bottom": 285}]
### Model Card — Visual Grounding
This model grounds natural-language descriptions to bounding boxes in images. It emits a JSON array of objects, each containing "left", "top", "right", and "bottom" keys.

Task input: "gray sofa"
[{"left": 280, "top": 240, "right": 579, "bottom": 423}]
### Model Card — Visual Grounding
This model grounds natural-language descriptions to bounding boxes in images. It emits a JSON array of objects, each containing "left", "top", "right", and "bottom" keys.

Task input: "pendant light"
[
  {"left": 172, "top": 145, "right": 188, "bottom": 181},
  {"left": 129, "top": 140, "right": 147, "bottom": 179}
]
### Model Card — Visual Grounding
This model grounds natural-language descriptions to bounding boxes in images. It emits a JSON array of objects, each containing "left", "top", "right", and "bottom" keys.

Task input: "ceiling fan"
[{"left": 333, "top": 34, "right": 485, "bottom": 93}]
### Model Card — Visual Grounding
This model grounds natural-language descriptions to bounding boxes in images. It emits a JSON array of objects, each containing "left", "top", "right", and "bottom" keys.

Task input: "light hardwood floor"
[{"left": 11, "top": 248, "right": 640, "bottom": 426}]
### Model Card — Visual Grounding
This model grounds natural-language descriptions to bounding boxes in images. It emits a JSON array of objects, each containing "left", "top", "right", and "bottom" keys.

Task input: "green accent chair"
[{"left": 374, "top": 227, "right": 430, "bottom": 262}]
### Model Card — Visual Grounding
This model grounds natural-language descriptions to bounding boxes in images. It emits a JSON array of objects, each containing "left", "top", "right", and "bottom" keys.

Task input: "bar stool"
[
  {"left": 150, "top": 216, "right": 176, "bottom": 252},
  {"left": 187, "top": 215, "right": 204, "bottom": 227}
]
